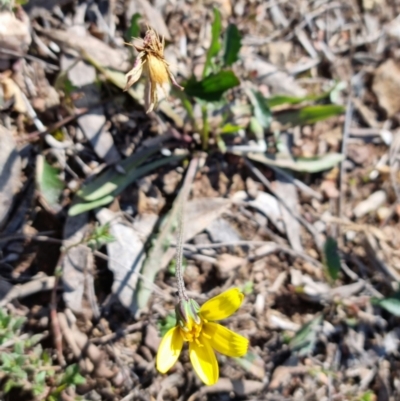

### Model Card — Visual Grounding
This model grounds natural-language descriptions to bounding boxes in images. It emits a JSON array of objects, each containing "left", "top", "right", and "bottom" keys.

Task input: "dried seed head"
[{"left": 124, "top": 27, "right": 183, "bottom": 113}]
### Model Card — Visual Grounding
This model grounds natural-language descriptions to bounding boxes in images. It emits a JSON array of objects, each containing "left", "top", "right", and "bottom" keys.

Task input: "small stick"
[
  {"left": 338, "top": 96, "right": 354, "bottom": 225},
  {"left": 50, "top": 279, "right": 65, "bottom": 367}
]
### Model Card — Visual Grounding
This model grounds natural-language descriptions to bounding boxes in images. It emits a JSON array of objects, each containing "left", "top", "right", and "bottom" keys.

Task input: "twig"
[
  {"left": 389, "top": 131, "right": 400, "bottom": 203},
  {"left": 57, "top": 312, "right": 81, "bottom": 359},
  {"left": 182, "top": 241, "right": 322, "bottom": 267},
  {"left": 91, "top": 322, "right": 144, "bottom": 344},
  {"left": 50, "top": 273, "right": 65, "bottom": 366},
  {"left": 338, "top": 96, "right": 354, "bottom": 223},
  {"left": 19, "top": 107, "right": 90, "bottom": 144},
  {"left": 0, "top": 276, "right": 56, "bottom": 307},
  {"left": 0, "top": 231, "right": 57, "bottom": 244},
  {"left": 265, "top": 164, "right": 323, "bottom": 200},
  {"left": 0, "top": 333, "right": 29, "bottom": 349}
]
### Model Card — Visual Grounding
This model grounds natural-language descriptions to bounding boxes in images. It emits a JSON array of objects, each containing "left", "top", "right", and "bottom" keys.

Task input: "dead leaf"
[
  {"left": 0, "top": 11, "right": 31, "bottom": 55},
  {"left": 96, "top": 208, "right": 157, "bottom": 315},
  {"left": 184, "top": 198, "right": 231, "bottom": 241},
  {"left": 243, "top": 55, "right": 307, "bottom": 97},
  {"left": 267, "top": 309, "right": 301, "bottom": 331},
  {"left": 127, "top": 0, "right": 171, "bottom": 41},
  {"left": 372, "top": 59, "right": 400, "bottom": 117},
  {"left": 234, "top": 351, "right": 266, "bottom": 380},
  {"left": 40, "top": 26, "right": 130, "bottom": 71},
  {"left": 274, "top": 173, "right": 303, "bottom": 252},
  {"left": 61, "top": 54, "right": 121, "bottom": 165},
  {"left": 269, "top": 366, "right": 308, "bottom": 390},
  {"left": 353, "top": 190, "right": 387, "bottom": 219},
  {"left": 62, "top": 212, "right": 94, "bottom": 316},
  {"left": 0, "top": 125, "right": 21, "bottom": 228},
  {"left": 321, "top": 180, "right": 340, "bottom": 199},
  {"left": 217, "top": 254, "right": 246, "bottom": 279},
  {"left": 0, "top": 276, "right": 56, "bottom": 307},
  {"left": 206, "top": 218, "right": 242, "bottom": 243},
  {"left": 199, "top": 379, "right": 264, "bottom": 396},
  {"left": 239, "top": 190, "right": 286, "bottom": 233},
  {"left": 0, "top": 72, "right": 27, "bottom": 113}
]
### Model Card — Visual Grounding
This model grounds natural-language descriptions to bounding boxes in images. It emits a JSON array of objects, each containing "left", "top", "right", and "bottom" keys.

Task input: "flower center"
[{"left": 179, "top": 318, "right": 203, "bottom": 343}]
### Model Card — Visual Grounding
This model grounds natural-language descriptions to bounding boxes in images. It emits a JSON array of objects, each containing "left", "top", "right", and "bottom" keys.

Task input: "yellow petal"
[
  {"left": 156, "top": 326, "right": 183, "bottom": 374},
  {"left": 203, "top": 322, "right": 248, "bottom": 357},
  {"left": 189, "top": 337, "right": 219, "bottom": 386},
  {"left": 200, "top": 288, "right": 244, "bottom": 321}
]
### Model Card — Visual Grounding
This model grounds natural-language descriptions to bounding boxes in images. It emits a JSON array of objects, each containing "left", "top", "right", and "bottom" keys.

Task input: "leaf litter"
[{"left": 0, "top": 0, "right": 399, "bottom": 400}]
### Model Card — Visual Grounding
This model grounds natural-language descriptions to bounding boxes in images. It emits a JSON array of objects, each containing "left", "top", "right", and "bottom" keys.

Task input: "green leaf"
[
  {"left": 185, "top": 71, "right": 240, "bottom": 102},
  {"left": 32, "top": 383, "right": 46, "bottom": 397},
  {"left": 220, "top": 123, "right": 243, "bottom": 134},
  {"left": 86, "top": 223, "right": 115, "bottom": 250},
  {"left": 126, "top": 13, "right": 141, "bottom": 41},
  {"left": 34, "top": 371, "right": 47, "bottom": 385},
  {"left": 223, "top": 24, "right": 241, "bottom": 67},
  {"left": 276, "top": 105, "right": 345, "bottom": 126},
  {"left": 290, "top": 314, "right": 323, "bottom": 356},
  {"left": 60, "top": 364, "right": 85, "bottom": 386},
  {"left": 4, "top": 379, "right": 21, "bottom": 393},
  {"left": 13, "top": 341, "right": 24, "bottom": 355},
  {"left": 78, "top": 146, "right": 159, "bottom": 201},
  {"left": 203, "top": 8, "right": 221, "bottom": 77},
  {"left": 1, "top": 353, "right": 14, "bottom": 367},
  {"left": 25, "top": 333, "right": 43, "bottom": 348},
  {"left": 249, "top": 116, "right": 265, "bottom": 139},
  {"left": 371, "top": 295, "right": 400, "bottom": 317},
  {"left": 36, "top": 156, "right": 64, "bottom": 211},
  {"left": 242, "top": 281, "right": 254, "bottom": 295},
  {"left": 266, "top": 88, "right": 334, "bottom": 108},
  {"left": 267, "top": 94, "right": 309, "bottom": 107},
  {"left": 247, "top": 152, "right": 344, "bottom": 173},
  {"left": 323, "top": 237, "right": 341, "bottom": 281},
  {"left": 248, "top": 90, "right": 272, "bottom": 129},
  {"left": 63, "top": 79, "right": 77, "bottom": 96},
  {"left": 10, "top": 316, "right": 26, "bottom": 332},
  {"left": 70, "top": 155, "right": 184, "bottom": 216},
  {"left": 68, "top": 195, "right": 115, "bottom": 217},
  {"left": 359, "top": 391, "right": 376, "bottom": 401},
  {"left": 157, "top": 313, "right": 176, "bottom": 337}
]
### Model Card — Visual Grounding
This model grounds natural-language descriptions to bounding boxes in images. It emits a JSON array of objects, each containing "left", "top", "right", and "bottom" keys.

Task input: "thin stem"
[
  {"left": 175, "top": 192, "right": 188, "bottom": 301},
  {"left": 175, "top": 157, "right": 200, "bottom": 301},
  {"left": 201, "top": 104, "right": 209, "bottom": 151}
]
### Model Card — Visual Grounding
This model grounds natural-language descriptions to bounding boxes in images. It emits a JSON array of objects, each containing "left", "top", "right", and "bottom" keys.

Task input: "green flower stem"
[
  {"left": 201, "top": 104, "right": 209, "bottom": 151},
  {"left": 175, "top": 157, "right": 200, "bottom": 301}
]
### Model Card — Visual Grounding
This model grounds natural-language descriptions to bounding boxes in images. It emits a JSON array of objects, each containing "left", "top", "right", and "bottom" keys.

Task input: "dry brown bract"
[{"left": 124, "top": 27, "right": 183, "bottom": 113}]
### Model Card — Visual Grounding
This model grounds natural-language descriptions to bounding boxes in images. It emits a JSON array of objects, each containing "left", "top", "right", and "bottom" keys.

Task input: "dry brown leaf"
[
  {"left": 373, "top": 59, "right": 400, "bottom": 117},
  {"left": 62, "top": 212, "right": 94, "bottom": 317},
  {"left": 0, "top": 72, "right": 27, "bottom": 113},
  {"left": 0, "top": 11, "right": 31, "bottom": 55},
  {"left": 0, "top": 125, "right": 21, "bottom": 228},
  {"left": 96, "top": 209, "right": 158, "bottom": 315},
  {"left": 40, "top": 26, "right": 130, "bottom": 71}
]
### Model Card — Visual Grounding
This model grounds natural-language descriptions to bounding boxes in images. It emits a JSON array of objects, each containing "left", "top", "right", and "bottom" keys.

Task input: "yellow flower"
[
  {"left": 124, "top": 27, "right": 183, "bottom": 113},
  {"left": 156, "top": 288, "right": 249, "bottom": 386}
]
